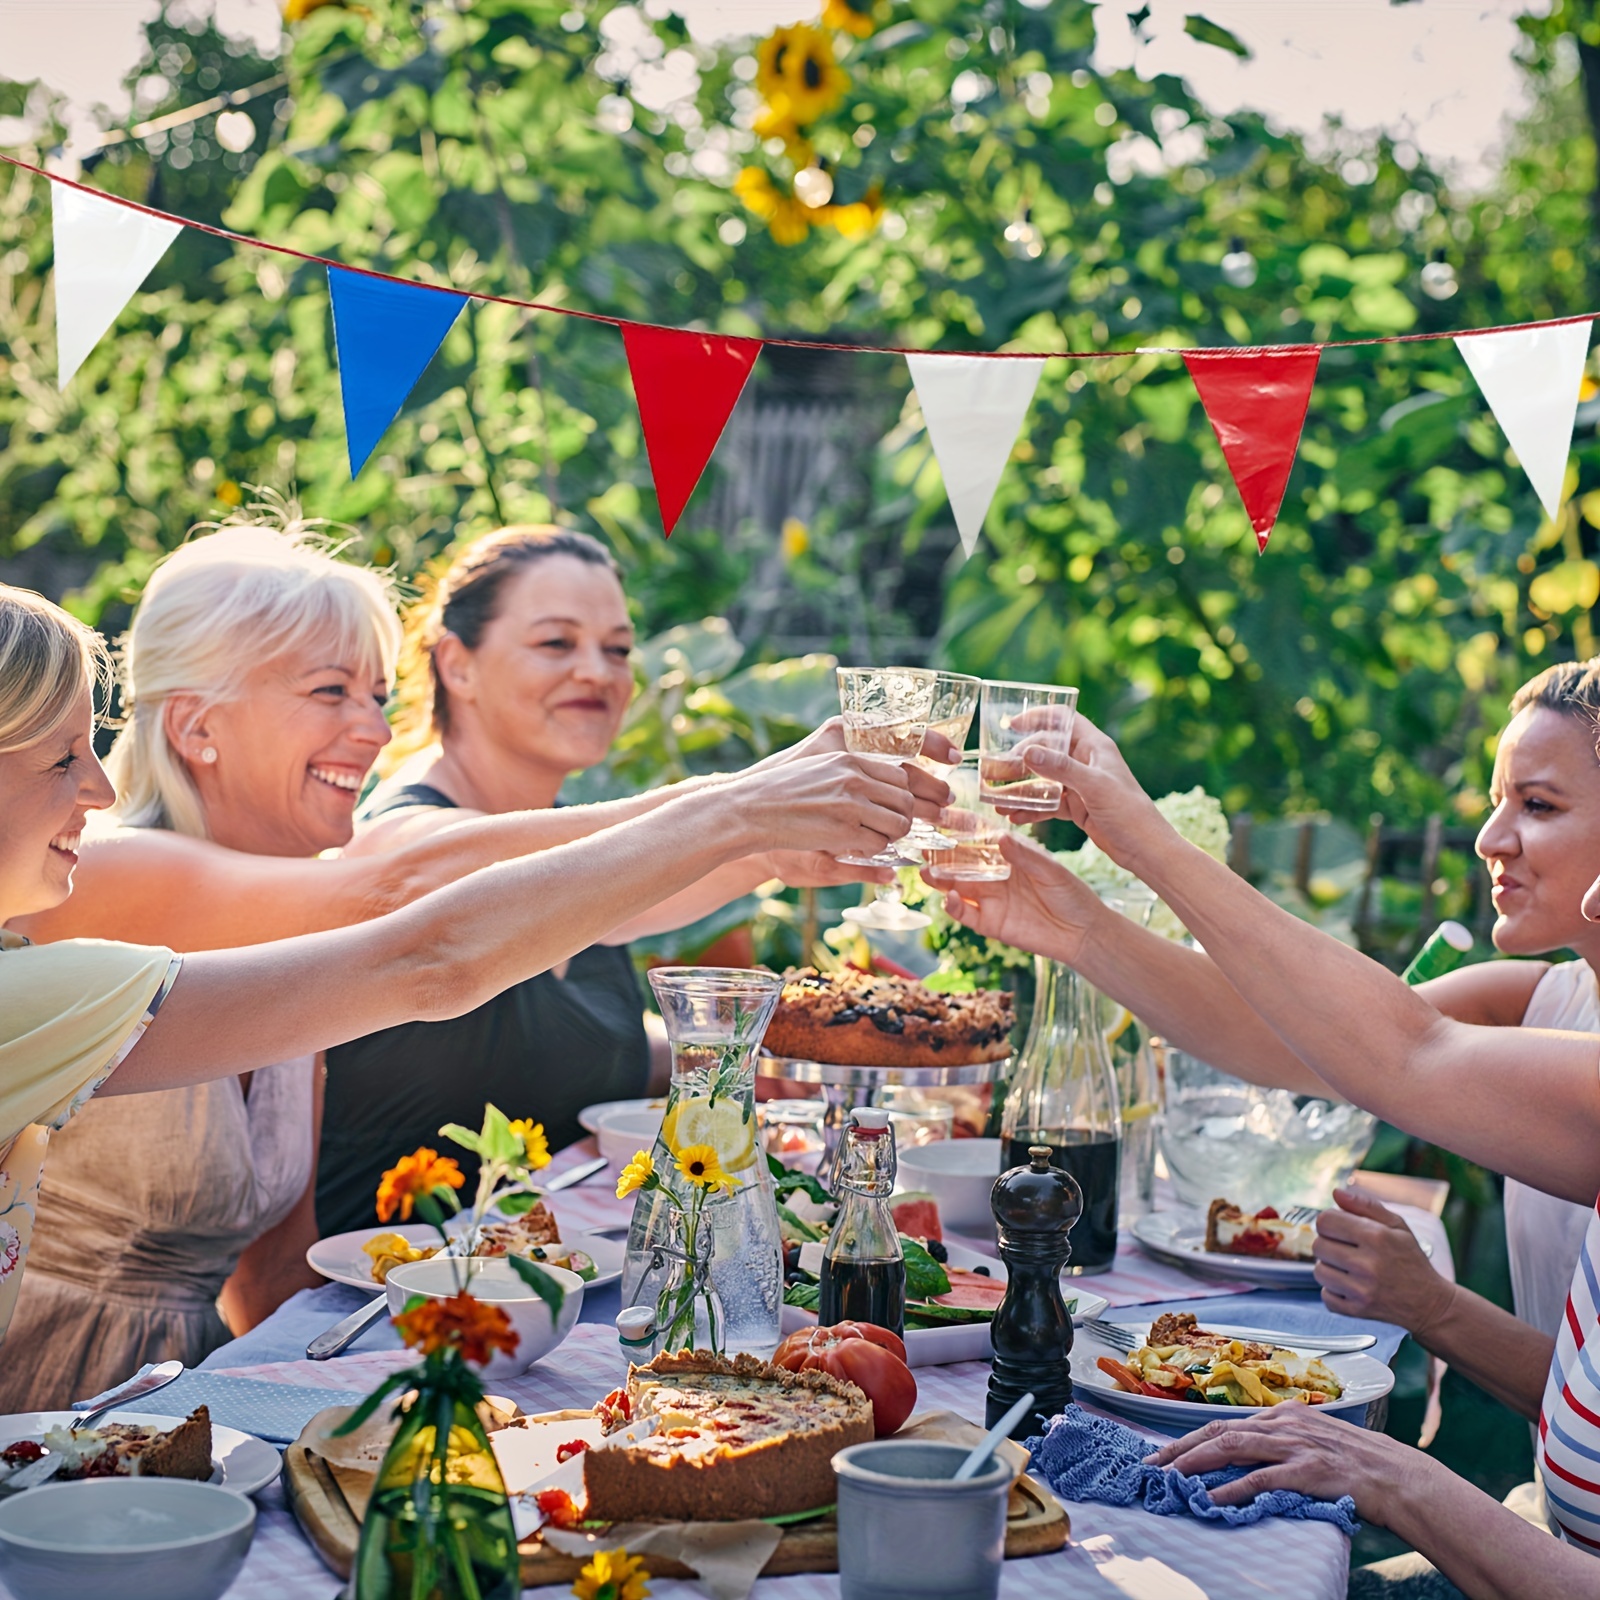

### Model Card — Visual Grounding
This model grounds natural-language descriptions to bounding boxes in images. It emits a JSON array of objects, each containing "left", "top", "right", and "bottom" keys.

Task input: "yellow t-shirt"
[{"left": 0, "top": 931, "right": 179, "bottom": 1351}]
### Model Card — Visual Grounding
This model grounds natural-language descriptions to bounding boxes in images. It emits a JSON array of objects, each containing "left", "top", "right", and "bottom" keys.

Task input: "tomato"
[
  {"left": 773, "top": 1322, "right": 916, "bottom": 1437},
  {"left": 773, "top": 1320, "right": 907, "bottom": 1368}
]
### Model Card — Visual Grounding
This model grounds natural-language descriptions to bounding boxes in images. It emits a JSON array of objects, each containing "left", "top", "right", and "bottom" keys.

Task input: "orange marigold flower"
[
  {"left": 395, "top": 1291, "right": 519, "bottom": 1364},
  {"left": 376, "top": 1147, "right": 465, "bottom": 1223}
]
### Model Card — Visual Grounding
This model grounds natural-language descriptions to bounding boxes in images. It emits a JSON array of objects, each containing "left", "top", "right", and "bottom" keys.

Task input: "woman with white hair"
[
  {"left": 1, "top": 518, "right": 908, "bottom": 1406},
  {"left": 0, "top": 579, "right": 934, "bottom": 1371}
]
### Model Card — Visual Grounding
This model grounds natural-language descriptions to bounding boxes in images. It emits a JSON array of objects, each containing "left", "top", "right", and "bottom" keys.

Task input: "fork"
[
  {"left": 1078, "top": 1317, "right": 1140, "bottom": 1353},
  {"left": 1078, "top": 1315, "right": 1375, "bottom": 1357},
  {"left": 1281, "top": 1205, "right": 1322, "bottom": 1225}
]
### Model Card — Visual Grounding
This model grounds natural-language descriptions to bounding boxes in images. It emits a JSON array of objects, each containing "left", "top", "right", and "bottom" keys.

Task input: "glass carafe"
[
  {"left": 622, "top": 968, "right": 785, "bottom": 1358},
  {"left": 1000, "top": 957, "right": 1122, "bottom": 1275}
]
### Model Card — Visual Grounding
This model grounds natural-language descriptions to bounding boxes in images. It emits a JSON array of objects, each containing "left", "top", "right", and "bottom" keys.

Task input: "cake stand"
[{"left": 761, "top": 1052, "right": 1012, "bottom": 1176}]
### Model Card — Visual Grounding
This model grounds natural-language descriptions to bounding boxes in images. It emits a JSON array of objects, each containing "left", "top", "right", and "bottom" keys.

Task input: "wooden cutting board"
[{"left": 284, "top": 1409, "right": 1069, "bottom": 1587}]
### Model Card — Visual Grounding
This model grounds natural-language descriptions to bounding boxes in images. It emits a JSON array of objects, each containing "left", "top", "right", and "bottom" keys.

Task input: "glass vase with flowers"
[{"left": 338, "top": 1106, "right": 567, "bottom": 1600}]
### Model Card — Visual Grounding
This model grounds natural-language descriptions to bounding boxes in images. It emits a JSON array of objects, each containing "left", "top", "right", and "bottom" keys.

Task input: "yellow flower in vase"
[
  {"left": 616, "top": 1150, "right": 656, "bottom": 1199},
  {"left": 509, "top": 1118, "right": 552, "bottom": 1171},
  {"left": 573, "top": 1547, "right": 651, "bottom": 1600},
  {"left": 674, "top": 1144, "right": 735, "bottom": 1194}
]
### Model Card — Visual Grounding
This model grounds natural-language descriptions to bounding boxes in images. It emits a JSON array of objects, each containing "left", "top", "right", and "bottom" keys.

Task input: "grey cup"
[{"left": 833, "top": 1440, "right": 1012, "bottom": 1600}]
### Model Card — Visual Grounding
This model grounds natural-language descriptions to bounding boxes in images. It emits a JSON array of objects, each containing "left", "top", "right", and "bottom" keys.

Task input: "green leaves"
[
  {"left": 509, "top": 1255, "right": 568, "bottom": 1318},
  {"left": 900, "top": 1236, "right": 951, "bottom": 1300},
  {"left": 1182, "top": 14, "right": 1252, "bottom": 59}
]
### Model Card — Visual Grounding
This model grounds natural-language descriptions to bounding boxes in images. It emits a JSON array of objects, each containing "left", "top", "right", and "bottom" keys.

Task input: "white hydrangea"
[{"left": 1055, "top": 787, "right": 1228, "bottom": 942}]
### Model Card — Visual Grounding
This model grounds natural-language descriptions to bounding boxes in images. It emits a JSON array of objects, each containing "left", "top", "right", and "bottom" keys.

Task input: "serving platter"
[
  {"left": 780, "top": 1241, "right": 1109, "bottom": 1367},
  {"left": 0, "top": 1410, "right": 281, "bottom": 1496},
  {"left": 577, "top": 1098, "right": 663, "bottom": 1136},
  {"left": 1131, "top": 1207, "right": 1432, "bottom": 1288},
  {"left": 1071, "top": 1324, "right": 1395, "bottom": 1428},
  {"left": 306, "top": 1225, "right": 624, "bottom": 1294}
]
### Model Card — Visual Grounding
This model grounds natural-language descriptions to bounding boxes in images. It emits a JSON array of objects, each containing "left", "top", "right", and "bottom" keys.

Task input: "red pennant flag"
[
  {"left": 1183, "top": 346, "right": 1321, "bottom": 552},
  {"left": 622, "top": 324, "right": 762, "bottom": 537}
]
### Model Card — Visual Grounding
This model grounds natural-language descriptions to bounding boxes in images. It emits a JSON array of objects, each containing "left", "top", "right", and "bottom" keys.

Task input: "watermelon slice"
[
  {"left": 889, "top": 1192, "right": 942, "bottom": 1244},
  {"left": 931, "top": 1268, "right": 1005, "bottom": 1311}
]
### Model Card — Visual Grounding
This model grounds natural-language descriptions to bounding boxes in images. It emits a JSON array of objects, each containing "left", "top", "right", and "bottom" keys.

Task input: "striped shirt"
[{"left": 1538, "top": 1196, "right": 1600, "bottom": 1552}]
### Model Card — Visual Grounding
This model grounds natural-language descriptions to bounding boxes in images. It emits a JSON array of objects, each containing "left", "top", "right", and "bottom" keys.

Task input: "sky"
[{"left": 0, "top": 0, "right": 1554, "bottom": 187}]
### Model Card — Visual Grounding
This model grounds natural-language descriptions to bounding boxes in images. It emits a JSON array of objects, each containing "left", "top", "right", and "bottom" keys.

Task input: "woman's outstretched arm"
[{"left": 110, "top": 753, "right": 942, "bottom": 1090}]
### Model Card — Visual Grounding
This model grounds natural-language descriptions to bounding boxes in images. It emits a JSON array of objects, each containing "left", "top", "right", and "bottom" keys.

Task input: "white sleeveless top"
[{"left": 1506, "top": 961, "right": 1600, "bottom": 1339}]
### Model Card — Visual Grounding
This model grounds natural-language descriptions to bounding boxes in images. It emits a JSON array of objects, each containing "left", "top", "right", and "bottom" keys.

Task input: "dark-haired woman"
[{"left": 315, "top": 526, "right": 859, "bottom": 1232}]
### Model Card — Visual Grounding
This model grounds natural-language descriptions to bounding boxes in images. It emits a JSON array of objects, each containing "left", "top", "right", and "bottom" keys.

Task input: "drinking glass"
[
  {"left": 898, "top": 670, "right": 980, "bottom": 856},
  {"left": 835, "top": 666, "right": 938, "bottom": 867},
  {"left": 918, "top": 754, "right": 1012, "bottom": 880},
  {"left": 978, "top": 680, "right": 1079, "bottom": 813}
]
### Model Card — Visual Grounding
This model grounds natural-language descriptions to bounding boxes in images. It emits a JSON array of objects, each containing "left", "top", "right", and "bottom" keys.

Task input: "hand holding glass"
[
  {"left": 978, "top": 681, "right": 1080, "bottom": 813},
  {"left": 835, "top": 666, "right": 938, "bottom": 868},
  {"left": 919, "top": 756, "right": 1012, "bottom": 880}
]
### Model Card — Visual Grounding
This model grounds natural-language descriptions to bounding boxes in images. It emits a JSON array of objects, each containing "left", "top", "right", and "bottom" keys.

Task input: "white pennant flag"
[
  {"left": 53, "top": 183, "right": 183, "bottom": 388},
  {"left": 1454, "top": 319, "right": 1593, "bottom": 521},
  {"left": 906, "top": 353, "right": 1046, "bottom": 558}
]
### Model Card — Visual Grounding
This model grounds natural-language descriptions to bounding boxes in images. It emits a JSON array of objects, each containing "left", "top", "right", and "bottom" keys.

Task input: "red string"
[{"left": 4, "top": 150, "right": 1595, "bottom": 360}]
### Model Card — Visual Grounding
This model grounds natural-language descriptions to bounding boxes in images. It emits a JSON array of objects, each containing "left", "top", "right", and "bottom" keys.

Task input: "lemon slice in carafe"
[{"left": 663, "top": 1094, "right": 758, "bottom": 1172}]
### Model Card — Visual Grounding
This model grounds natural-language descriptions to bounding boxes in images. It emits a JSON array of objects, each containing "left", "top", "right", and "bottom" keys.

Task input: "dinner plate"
[
  {"left": 0, "top": 1410, "right": 281, "bottom": 1496},
  {"left": 305, "top": 1224, "right": 625, "bottom": 1293},
  {"left": 578, "top": 1098, "right": 664, "bottom": 1136},
  {"left": 1072, "top": 1323, "right": 1395, "bottom": 1427},
  {"left": 780, "top": 1241, "right": 1110, "bottom": 1367},
  {"left": 1131, "top": 1207, "right": 1433, "bottom": 1287}
]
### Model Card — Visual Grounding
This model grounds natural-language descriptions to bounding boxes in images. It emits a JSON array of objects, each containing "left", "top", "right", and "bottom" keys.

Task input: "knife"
[{"left": 305, "top": 1154, "right": 613, "bottom": 1360}]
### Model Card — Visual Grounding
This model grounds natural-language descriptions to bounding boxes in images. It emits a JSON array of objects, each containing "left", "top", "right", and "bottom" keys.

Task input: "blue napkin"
[
  {"left": 1027, "top": 1405, "right": 1360, "bottom": 1535},
  {"left": 75, "top": 1367, "right": 337, "bottom": 1446}
]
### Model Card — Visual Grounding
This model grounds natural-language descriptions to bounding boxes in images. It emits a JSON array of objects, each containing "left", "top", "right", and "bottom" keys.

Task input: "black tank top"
[{"left": 317, "top": 782, "right": 649, "bottom": 1235}]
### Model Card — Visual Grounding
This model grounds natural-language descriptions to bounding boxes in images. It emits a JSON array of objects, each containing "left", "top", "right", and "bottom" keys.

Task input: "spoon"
[{"left": 952, "top": 1391, "right": 1035, "bottom": 1482}]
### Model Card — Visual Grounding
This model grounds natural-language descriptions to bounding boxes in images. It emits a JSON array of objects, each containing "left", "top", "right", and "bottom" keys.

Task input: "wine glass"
[
  {"left": 897, "top": 670, "right": 979, "bottom": 858},
  {"left": 836, "top": 666, "right": 937, "bottom": 932}
]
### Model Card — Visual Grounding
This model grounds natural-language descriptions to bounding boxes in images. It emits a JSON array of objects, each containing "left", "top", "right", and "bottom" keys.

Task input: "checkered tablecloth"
[{"left": 0, "top": 1138, "right": 1450, "bottom": 1600}]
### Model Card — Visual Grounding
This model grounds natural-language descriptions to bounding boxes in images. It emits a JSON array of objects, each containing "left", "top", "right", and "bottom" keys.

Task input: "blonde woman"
[
  {"left": 2, "top": 523, "right": 912, "bottom": 1406},
  {"left": 0, "top": 581, "right": 934, "bottom": 1367}
]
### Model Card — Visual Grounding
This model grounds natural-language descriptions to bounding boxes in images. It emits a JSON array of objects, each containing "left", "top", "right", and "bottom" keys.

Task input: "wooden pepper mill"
[{"left": 986, "top": 1144, "right": 1083, "bottom": 1438}]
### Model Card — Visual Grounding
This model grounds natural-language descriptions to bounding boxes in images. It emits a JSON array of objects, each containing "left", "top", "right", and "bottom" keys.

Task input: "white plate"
[
  {"left": 578, "top": 1099, "right": 664, "bottom": 1136},
  {"left": 780, "top": 1241, "right": 1110, "bottom": 1367},
  {"left": 306, "top": 1225, "right": 625, "bottom": 1293},
  {"left": 1131, "top": 1208, "right": 1432, "bottom": 1287},
  {"left": 0, "top": 1410, "right": 281, "bottom": 1496},
  {"left": 1072, "top": 1323, "right": 1395, "bottom": 1427}
]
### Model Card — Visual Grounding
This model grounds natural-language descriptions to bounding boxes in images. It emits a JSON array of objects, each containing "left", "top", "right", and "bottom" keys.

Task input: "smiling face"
[
  {"left": 1476, "top": 705, "right": 1600, "bottom": 955},
  {"left": 0, "top": 687, "right": 116, "bottom": 924},
  {"left": 167, "top": 651, "right": 393, "bottom": 857},
  {"left": 436, "top": 555, "right": 635, "bottom": 783}
]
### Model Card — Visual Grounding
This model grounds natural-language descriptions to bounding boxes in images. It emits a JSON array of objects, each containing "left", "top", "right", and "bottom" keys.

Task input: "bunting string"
[{"left": 3, "top": 148, "right": 1596, "bottom": 553}]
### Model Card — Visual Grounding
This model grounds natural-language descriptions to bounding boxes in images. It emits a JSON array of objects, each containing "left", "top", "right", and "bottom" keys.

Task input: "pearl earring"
[{"left": 200, "top": 747, "right": 218, "bottom": 765}]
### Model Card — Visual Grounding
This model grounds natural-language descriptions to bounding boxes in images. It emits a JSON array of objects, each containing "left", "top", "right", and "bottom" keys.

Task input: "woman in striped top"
[{"left": 933, "top": 712, "right": 1600, "bottom": 1599}]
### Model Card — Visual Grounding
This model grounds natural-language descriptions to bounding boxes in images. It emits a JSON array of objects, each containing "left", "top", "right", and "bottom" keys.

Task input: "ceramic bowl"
[
  {"left": 0, "top": 1478, "right": 255, "bottom": 1600},
  {"left": 384, "top": 1256, "right": 584, "bottom": 1379},
  {"left": 896, "top": 1137, "right": 1004, "bottom": 1238},
  {"left": 596, "top": 1105, "right": 665, "bottom": 1173}
]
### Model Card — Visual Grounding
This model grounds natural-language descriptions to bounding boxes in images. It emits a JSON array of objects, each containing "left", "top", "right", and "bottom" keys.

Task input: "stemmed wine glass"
[{"left": 898, "top": 670, "right": 980, "bottom": 856}]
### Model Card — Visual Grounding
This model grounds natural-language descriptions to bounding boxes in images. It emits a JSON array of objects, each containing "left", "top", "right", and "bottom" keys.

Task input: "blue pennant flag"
[{"left": 329, "top": 267, "right": 467, "bottom": 476}]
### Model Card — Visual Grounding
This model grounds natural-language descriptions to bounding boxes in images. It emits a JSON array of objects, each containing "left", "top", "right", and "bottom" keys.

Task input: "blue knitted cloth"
[{"left": 1027, "top": 1405, "right": 1360, "bottom": 1535}]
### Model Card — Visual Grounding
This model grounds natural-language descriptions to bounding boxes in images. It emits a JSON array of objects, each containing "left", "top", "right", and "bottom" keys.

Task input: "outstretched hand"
[
  {"left": 1311, "top": 1186, "right": 1456, "bottom": 1335},
  {"left": 921, "top": 832, "right": 1104, "bottom": 967}
]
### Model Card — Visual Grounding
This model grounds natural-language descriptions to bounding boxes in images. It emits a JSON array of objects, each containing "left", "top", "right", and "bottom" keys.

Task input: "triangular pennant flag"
[
  {"left": 621, "top": 324, "right": 762, "bottom": 536},
  {"left": 53, "top": 184, "right": 183, "bottom": 389},
  {"left": 1455, "top": 319, "right": 1593, "bottom": 521},
  {"left": 328, "top": 267, "right": 468, "bottom": 476},
  {"left": 906, "top": 353, "right": 1046, "bottom": 559},
  {"left": 1183, "top": 346, "right": 1321, "bottom": 552}
]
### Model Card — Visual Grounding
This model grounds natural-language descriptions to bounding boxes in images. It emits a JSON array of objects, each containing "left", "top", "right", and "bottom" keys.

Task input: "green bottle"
[{"left": 1401, "top": 921, "right": 1474, "bottom": 985}]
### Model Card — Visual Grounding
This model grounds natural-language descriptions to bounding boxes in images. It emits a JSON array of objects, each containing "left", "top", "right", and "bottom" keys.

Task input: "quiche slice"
[
  {"left": 581, "top": 1350, "right": 874, "bottom": 1522},
  {"left": 1204, "top": 1197, "right": 1316, "bottom": 1261},
  {"left": 23, "top": 1406, "right": 214, "bottom": 1481}
]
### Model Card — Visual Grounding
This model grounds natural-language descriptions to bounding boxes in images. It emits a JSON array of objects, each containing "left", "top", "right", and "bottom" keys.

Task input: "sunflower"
[
  {"left": 509, "top": 1118, "right": 551, "bottom": 1171},
  {"left": 822, "top": 0, "right": 876, "bottom": 38},
  {"left": 674, "top": 1143, "right": 734, "bottom": 1193},
  {"left": 572, "top": 1547, "right": 651, "bottom": 1600},
  {"left": 616, "top": 1150, "right": 656, "bottom": 1200},
  {"left": 822, "top": 181, "right": 885, "bottom": 240},
  {"left": 375, "top": 1147, "right": 466, "bottom": 1223},
  {"left": 755, "top": 25, "right": 849, "bottom": 129},
  {"left": 395, "top": 1291, "right": 519, "bottom": 1365},
  {"left": 733, "top": 168, "right": 814, "bottom": 246},
  {"left": 283, "top": 0, "right": 342, "bottom": 18}
]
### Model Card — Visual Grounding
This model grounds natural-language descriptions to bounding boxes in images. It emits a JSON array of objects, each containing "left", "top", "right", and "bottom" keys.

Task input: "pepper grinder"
[{"left": 986, "top": 1145, "right": 1083, "bottom": 1438}]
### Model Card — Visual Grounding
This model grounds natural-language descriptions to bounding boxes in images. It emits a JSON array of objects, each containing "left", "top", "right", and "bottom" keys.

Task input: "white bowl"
[
  {"left": 596, "top": 1105, "right": 665, "bottom": 1173},
  {"left": 0, "top": 1478, "right": 255, "bottom": 1600},
  {"left": 896, "top": 1138, "right": 1004, "bottom": 1237},
  {"left": 385, "top": 1257, "right": 584, "bottom": 1379}
]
